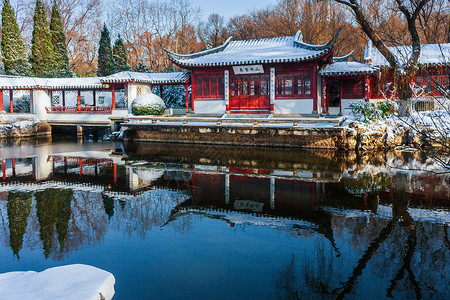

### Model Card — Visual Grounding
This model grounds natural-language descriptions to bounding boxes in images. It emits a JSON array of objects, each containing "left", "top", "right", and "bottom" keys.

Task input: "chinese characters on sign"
[{"left": 233, "top": 65, "right": 264, "bottom": 75}]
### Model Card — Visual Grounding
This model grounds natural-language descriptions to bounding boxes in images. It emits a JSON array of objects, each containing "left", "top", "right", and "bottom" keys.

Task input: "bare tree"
[
  {"left": 198, "top": 13, "right": 228, "bottom": 49},
  {"left": 326, "top": 0, "right": 432, "bottom": 116}
]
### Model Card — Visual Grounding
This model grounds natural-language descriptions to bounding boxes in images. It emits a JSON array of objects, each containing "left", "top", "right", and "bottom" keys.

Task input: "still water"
[{"left": 0, "top": 139, "right": 449, "bottom": 299}]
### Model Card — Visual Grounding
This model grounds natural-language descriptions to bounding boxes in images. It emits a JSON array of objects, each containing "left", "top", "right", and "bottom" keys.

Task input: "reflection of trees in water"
[
  {"left": 7, "top": 192, "right": 32, "bottom": 260},
  {"left": 35, "top": 189, "right": 73, "bottom": 258},
  {"left": 0, "top": 188, "right": 188, "bottom": 259},
  {"left": 275, "top": 194, "right": 449, "bottom": 299},
  {"left": 109, "top": 191, "right": 189, "bottom": 238}
]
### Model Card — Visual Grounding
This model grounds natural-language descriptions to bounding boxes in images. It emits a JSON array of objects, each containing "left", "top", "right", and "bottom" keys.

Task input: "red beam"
[{"left": 0, "top": 90, "right": 3, "bottom": 112}]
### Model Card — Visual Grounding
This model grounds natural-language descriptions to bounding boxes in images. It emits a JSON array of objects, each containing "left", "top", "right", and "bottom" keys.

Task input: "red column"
[
  {"left": 312, "top": 64, "right": 318, "bottom": 113},
  {"left": 339, "top": 81, "right": 344, "bottom": 115},
  {"left": 159, "top": 85, "right": 163, "bottom": 98},
  {"left": 29, "top": 90, "right": 33, "bottom": 113},
  {"left": 77, "top": 90, "right": 81, "bottom": 110},
  {"left": 0, "top": 90, "right": 3, "bottom": 112},
  {"left": 364, "top": 76, "right": 370, "bottom": 102},
  {"left": 113, "top": 164, "right": 117, "bottom": 183},
  {"left": 12, "top": 158, "right": 15, "bottom": 177},
  {"left": 79, "top": 159, "right": 83, "bottom": 175},
  {"left": 2, "top": 159, "right": 5, "bottom": 180},
  {"left": 62, "top": 91, "right": 66, "bottom": 107},
  {"left": 191, "top": 73, "right": 195, "bottom": 112},
  {"left": 10, "top": 90, "right": 13, "bottom": 113},
  {"left": 322, "top": 78, "right": 327, "bottom": 114},
  {"left": 185, "top": 83, "right": 189, "bottom": 114},
  {"left": 93, "top": 90, "right": 96, "bottom": 107},
  {"left": 111, "top": 85, "right": 116, "bottom": 109}
]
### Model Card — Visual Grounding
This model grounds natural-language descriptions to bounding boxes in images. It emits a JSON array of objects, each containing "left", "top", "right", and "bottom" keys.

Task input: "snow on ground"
[
  {"left": 0, "top": 264, "right": 115, "bottom": 300},
  {"left": 0, "top": 121, "right": 38, "bottom": 136}
]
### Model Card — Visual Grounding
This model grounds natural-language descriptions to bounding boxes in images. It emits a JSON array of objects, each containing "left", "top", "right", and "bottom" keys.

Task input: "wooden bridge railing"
[{"left": 45, "top": 106, "right": 112, "bottom": 113}]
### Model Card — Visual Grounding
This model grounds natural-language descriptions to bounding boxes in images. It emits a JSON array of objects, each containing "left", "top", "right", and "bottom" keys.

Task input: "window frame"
[
  {"left": 195, "top": 73, "right": 225, "bottom": 100},
  {"left": 275, "top": 70, "right": 313, "bottom": 98},
  {"left": 342, "top": 79, "right": 364, "bottom": 99}
]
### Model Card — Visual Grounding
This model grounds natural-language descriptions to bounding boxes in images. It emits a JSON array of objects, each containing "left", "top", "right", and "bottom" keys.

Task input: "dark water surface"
[{"left": 0, "top": 139, "right": 449, "bottom": 299}]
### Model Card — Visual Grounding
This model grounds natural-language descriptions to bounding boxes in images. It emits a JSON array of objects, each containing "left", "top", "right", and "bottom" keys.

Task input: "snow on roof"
[
  {"left": 164, "top": 30, "right": 339, "bottom": 67},
  {"left": 364, "top": 42, "right": 450, "bottom": 67},
  {"left": 0, "top": 75, "right": 102, "bottom": 90},
  {"left": 0, "top": 75, "right": 39, "bottom": 89},
  {"left": 101, "top": 71, "right": 190, "bottom": 84},
  {"left": 319, "top": 61, "right": 378, "bottom": 76},
  {"left": 44, "top": 77, "right": 103, "bottom": 89},
  {"left": 0, "top": 71, "right": 190, "bottom": 90}
]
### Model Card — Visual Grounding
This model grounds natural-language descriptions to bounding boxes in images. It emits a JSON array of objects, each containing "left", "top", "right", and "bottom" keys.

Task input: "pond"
[{"left": 0, "top": 139, "right": 449, "bottom": 299}]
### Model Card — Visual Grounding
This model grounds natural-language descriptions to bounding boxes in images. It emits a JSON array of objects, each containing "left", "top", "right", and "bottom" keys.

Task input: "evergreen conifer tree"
[
  {"left": 1, "top": 0, "right": 32, "bottom": 76},
  {"left": 135, "top": 61, "right": 150, "bottom": 73},
  {"left": 97, "top": 24, "right": 116, "bottom": 76},
  {"left": 31, "top": 0, "right": 56, "bottom": 77},
  {"left": 113, "top": 34, "right": 131, "bottom": 72},
  {"left": 50, "top": 1, "right": 71, "bottom": 77}
]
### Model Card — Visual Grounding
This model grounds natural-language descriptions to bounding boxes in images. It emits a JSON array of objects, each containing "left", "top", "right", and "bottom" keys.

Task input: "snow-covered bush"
[
  {"left": 350, "top": 101, "right": 393, "bottom": 123},
  {"left": 131, "top": 93, "right": 166, "bottom": 116}
]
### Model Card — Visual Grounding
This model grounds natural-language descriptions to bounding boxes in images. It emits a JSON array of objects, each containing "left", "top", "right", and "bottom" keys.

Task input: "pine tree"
[
  {"left": 135, "top": 61, "right": 150, "bottom": 73},
  {"left": 113, "top": 34, "right": 131, "bottom": 72},
  {"left": 50, "top": 1, "right": 71, "bottom": 77},
  {"left": 97, "top": 24, "right": 116, "bottom": 76},
  {"left": 31, "top": 0, "right": 56, "bottom": 77},
  {"left": 1, "top": 0, "right": 32, "bottom": 76},
  {"left": 7, "top": 192, "right": 32, "bottom": 260}
]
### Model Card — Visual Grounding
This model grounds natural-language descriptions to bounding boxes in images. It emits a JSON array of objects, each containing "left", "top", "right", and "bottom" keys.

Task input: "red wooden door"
[{"left": 230, "top": 74, "right": 270, "bottom": 113}]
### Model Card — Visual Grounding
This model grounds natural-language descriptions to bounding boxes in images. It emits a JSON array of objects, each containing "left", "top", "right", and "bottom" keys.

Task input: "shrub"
[
  {"left": 350, "top": 101, "right": 393, "bottom": 123},
  {"left": 131, "top": 93, "right": 166, "bottom": 116}
]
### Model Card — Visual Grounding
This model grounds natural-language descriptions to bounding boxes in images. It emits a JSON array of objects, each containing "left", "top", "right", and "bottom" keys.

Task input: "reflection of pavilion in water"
[{"left": 2, "top": 150, "right": 449, "bottom": 204}]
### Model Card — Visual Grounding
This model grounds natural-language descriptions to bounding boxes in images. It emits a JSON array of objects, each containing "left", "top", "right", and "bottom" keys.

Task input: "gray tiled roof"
[
  {"left": 0, "top": 72, "right": 190, "bottom": 90},
  {"left": 319, "top": 62, "right": 377, "bottom": 76},
  {"left": 164, "top": 30, "right": 338, "bottom": 67},
  {"left": 364, "top": 43, "right": 450, "bottom": 67},
  {"left": 101, "top": 71, "right": 190, "bottom": 84}
]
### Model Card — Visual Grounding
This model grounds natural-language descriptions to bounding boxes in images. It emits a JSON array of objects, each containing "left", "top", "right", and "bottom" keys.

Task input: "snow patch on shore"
[{"left": 0, "top": 264, "right": 115, "bottom": 300}]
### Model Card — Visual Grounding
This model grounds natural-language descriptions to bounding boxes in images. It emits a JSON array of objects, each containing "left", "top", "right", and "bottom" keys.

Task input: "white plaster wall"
[
  {"left": 35, "top": 149, "right": 52, "bottom": 181},
  {"left": 194, "top": 100, "right": 226, "bottom": 115},
  {"left": 127, "top": 83, "right": 152, "bottom": 109},
  {"left": 274, "top": 99, "right": 313, "bottom": 114},
  {"left": 46, "top": 109, "right": 128, "bottom": 125},
  {"left": 0, "top": 114, "right": 37, "bottom": 123},
  {"left": 316, "top": 77, "right": 322, "bottom": 114},
  {"left": 96, "top": 91, "right": 113, "bottom": 106},
  {"left": 341, "top": 99, "right": 364, "bottom": 116},
  {"left": 33, "top": 90, "right": 51, "bottom": 120}
]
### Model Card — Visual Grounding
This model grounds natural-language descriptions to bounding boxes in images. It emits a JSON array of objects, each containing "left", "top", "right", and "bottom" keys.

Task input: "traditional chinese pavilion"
[
  {"left": 164, "top": 31, "right": 340, "bottom": 115},
  {"left": 164, "top": 31, "right": 449, "bottom": 116}
]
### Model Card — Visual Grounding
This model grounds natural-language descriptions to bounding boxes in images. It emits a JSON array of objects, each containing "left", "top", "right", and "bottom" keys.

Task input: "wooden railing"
[{"left": 45, "top": 106, "right": 112, "bottom": 113}]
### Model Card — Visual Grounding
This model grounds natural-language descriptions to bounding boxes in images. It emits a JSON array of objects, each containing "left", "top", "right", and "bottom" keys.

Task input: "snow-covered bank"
[
  {"left": 0, "top": 264, "right": 115, "bottom": 300},
  {"left": 341, "top": 110, "right": 450, "bottom": 151},
  {"left": 0, "top": 121, "right": 51, "bottom": 139}
]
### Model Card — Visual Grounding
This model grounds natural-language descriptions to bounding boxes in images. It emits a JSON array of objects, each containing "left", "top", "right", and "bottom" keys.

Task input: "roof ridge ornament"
[
  {"left": 293, "top": 28, "right": 342, "bottom": 51},
  {"left": 294, "top": 30, "right": 303, "bottom": 43},
  {"left": 334, "top": 50, "right": 354, "bottom": 62},
  {"left": 161, "top": 37, "right": 235, "bottom": 61}
]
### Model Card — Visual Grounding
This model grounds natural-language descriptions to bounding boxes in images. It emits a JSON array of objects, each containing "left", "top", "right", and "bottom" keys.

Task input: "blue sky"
[{"left": 191, "top": 0, "right": 277, "bottom": 19}]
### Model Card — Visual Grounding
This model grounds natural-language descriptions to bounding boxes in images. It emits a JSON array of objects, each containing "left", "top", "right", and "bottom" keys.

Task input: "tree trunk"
[{"left": 396, "top": 71, "right": 414, "bottom": 117}]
